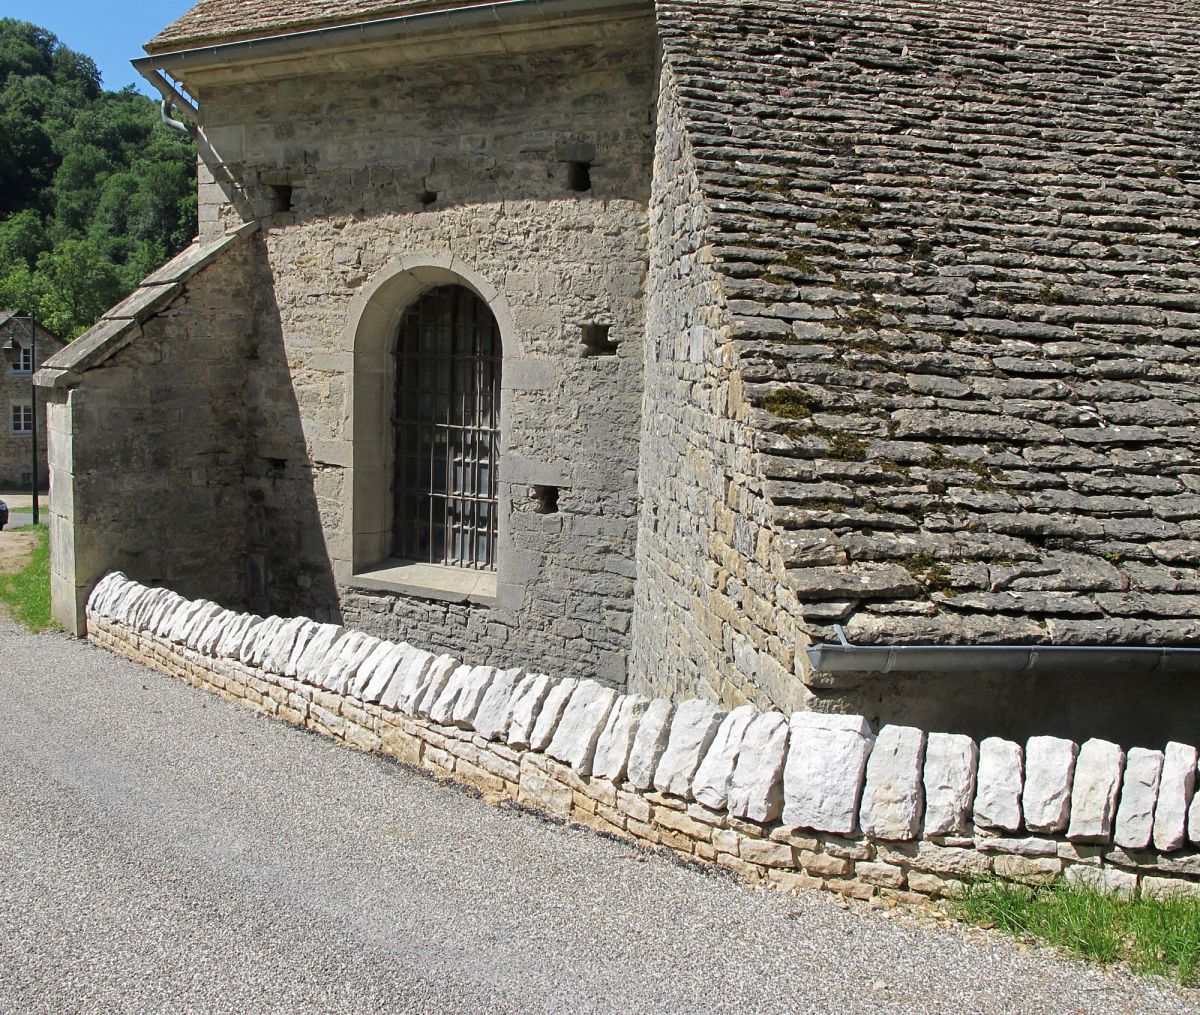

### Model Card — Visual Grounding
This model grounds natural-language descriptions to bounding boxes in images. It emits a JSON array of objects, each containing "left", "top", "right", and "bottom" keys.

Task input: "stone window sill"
[{"left": 347, "top": 560, "right": 496, "bottom": 606}]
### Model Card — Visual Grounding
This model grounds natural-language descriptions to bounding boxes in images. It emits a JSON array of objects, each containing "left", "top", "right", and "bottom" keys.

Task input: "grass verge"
[
  {"left": 0, "top": 523, "right": 52, "bottom": 632},
  {"left": 954, "top": 877, "right": 1200, "bottom": 986}
]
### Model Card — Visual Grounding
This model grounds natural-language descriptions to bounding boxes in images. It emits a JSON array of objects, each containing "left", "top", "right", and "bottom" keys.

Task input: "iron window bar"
[{"left": 394, "top": 285, "right": 501, "bottom": 570}]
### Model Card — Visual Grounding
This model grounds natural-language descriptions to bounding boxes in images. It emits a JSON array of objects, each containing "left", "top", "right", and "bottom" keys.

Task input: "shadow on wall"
[
  {"left": 816, "top": 668, "right": 1200, "bottom": 751},
  {"left": 243, "top": 255, "right": 341, "bottom": 623}
]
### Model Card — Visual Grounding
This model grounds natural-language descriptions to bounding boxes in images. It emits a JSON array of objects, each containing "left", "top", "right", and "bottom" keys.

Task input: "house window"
[
  {"left": 11, "top": 403, "right": 32, "bottom": 435},
  {"left": 10, "top": 344, "right": 32, "bottom": 374},
  {"left": 393, "top": 285, "right": 502, "bottom": 570}
]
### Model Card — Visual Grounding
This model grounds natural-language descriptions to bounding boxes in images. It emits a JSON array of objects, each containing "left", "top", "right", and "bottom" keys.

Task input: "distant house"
[
  {"left": 35, "top": 0, "right": 1200, "bottom": 746},
  {"left": 0, "top": 312, "right": 63, "bottom": 490}
]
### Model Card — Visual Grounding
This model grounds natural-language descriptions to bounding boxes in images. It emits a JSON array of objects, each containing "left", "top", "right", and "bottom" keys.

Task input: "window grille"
[
  {"left": 11, "top": 345, "right": 32, "bottom": 374},
  {"left": 393, "top": 285, "right": 502, "bottom": 570},
  {"left": 10, "top": 403, "right": 32, "bottom": 435}
]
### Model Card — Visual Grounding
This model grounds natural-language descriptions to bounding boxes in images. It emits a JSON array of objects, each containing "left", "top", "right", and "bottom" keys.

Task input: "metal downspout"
[{"left": 134, "top": 65, "right": 198, "bottom": 136}]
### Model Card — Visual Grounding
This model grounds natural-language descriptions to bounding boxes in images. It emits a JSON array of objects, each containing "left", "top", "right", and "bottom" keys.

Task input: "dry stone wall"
[
  {"left": 87, "top": 571, "right": 1200, "bottom": 904},
  {"left": 194, "top": 23, "right": 655, "bottom": 685}
]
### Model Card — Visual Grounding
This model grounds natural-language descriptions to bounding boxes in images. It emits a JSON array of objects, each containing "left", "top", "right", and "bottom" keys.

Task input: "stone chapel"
[{"left": 37, "top": 0, "right": 1200, "bottom": 745}]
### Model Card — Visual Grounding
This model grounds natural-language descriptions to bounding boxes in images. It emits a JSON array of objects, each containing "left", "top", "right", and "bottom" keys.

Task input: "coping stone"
[
  {"left": 1154, "top": 741, "right": 1199, "bottom": 852},
  {"left": 727, "top": 710, "right": 789, "bottom": 824},
  {"left": 1022, "top": 736, "right": 1078, "bottom": 834},
  {"left": 142, "top": 591, "right": 177, "bottom": 634},
  {"left": 783, "top": 712, "right": 873, "bottom": 836},
  {"left": 593, "top": 695, "right": 651, "bottom": 784},
  {"left": 311, "top": 629, "right": 369, "bottom": 689},
  {"left": 861, "top": 724, "right": 926, "bottom": 841},
  {"left": 292, "top": 623, "right": 345, "bottom": 678},
  {"left": 923, "top": 732, "right": 978, "bottom": 836},
  {"left": 468, "top": 667, "right": 524, "bottom": 741},
  {"left": 1114, "top": 748, "right": 1164, "bottom": 850},
  {"left": 166, "top": 600, "right": 207, "bottom": 644},
  {"left": 261, "top": 617, "right": 313, "bottom": 674},
  {"left": 692, "top": 704, "right": 757, "bottom": 812},
  {"left": 196, "top": 609, "right": 237, "bottom": 656},
  {"left": 242, "top": 616, "right": 283, "bottom": 666},
  {"left": 505, "top": 673, "right": 555, "bottom": 749},
  {"left": 429, "top": 664, "right": 476, "bottom": 726},
  {"left": 653, "top": 700, "right": 727, "bottom": 800},
  {"left": 974, "top": 737, "right": 1024, "bottom": 833},
  {"left": 378, "top": 647, "right": 435, "bottom": 710},
  {"left": 351, "top": 641, "right": 403, "bottom": 699},
  {"left": 218, "top": 614, "right": 262, "bottom": 660},
  {"left": 409, "top": 655, "right": 460, "bottom": 716},
  {"left": 1067, "top": 738, "right": 1126, "bottom": 844},
  {"left": 143, "top": 591, "right": 179, "bottom": 634},
  {"left": 546, "top": 680, "right": 619, "bottom": 775},
  {"left": 452, "top": 665, "right": 499, "bottom": 730},
  {"left": 528, "top": 678, "right": 579, "bottom": 754},
  {"left": 625, "top": 699, "right": 674, "bottom": 791}
]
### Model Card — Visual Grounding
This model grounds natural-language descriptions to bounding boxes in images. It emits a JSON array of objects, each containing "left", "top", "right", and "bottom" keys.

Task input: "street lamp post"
[{"left": 2, "top": 316, "right": 39, "bottom": 526}]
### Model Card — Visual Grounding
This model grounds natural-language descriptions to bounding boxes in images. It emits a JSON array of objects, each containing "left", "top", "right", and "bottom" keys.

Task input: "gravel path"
[{"left": 1, "top": 623, "right": 1194, "bottom": 1014}]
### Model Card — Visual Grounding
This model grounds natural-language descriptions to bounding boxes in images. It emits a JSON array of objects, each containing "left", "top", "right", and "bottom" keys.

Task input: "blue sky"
[{"left": 6, "top": 0, "right": 196, "bottom": 94}]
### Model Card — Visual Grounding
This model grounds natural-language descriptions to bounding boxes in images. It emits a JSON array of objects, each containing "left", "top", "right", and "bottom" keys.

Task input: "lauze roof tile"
[
  {"left": 658, "top": 0, "right": 1200, "bottom": 647},
  {"left": 146, "top": 0, "right": 499, "bottom": 52}
]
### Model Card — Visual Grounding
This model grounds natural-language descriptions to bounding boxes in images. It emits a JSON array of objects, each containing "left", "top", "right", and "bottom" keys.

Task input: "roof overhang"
[{"left": 134, "top": 0, "right": 653, "bottom": 109}]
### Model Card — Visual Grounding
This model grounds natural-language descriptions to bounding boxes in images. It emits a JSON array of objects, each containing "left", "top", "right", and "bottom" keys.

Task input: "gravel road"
[{"left": 0, "top": 622, "right": 1194, "bottom": 1014}]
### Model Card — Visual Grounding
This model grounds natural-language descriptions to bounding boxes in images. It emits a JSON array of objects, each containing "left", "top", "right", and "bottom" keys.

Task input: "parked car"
[{"left": 0, "top": 500, "right": 7, "bottom": 530}]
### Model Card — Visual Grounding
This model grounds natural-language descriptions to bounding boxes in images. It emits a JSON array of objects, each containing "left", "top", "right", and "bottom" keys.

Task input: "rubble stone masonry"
[
  {"left": 630, "top": 68, "right": 809, "bottom": 713},
  {"left": 191, "top": 17, "right": 657, "bottom": 685}
]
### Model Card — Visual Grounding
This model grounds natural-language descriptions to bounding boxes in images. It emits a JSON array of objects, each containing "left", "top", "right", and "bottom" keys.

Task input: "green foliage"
[
  {"left": 760, "top": 387, "right": 817, "bottom": 419},
  {"left": 0, "top": 522, "right": 52, "bottom": 632},
  {"left": 0, "top": 19, "right": 196, "bottom": 338},
  {"left": 955, "top": 878, "right": 1200, "bottom": 987}
]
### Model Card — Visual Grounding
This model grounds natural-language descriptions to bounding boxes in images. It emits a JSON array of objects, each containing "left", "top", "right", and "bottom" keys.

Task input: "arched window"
[{"left": 393, "top": 285, "right": 502, "bottom": 570}]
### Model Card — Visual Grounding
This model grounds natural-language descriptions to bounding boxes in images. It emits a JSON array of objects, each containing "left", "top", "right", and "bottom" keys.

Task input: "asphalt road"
[
  {"left": 1, "top": 622, "right": 1195, "bottom": 1014},
  {"left": 3, "top": 511, "right": 35, "bottom": 529}
]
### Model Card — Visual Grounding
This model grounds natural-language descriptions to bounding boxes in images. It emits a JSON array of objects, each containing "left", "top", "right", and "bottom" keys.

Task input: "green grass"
[
  {"left": 0, "top": 523, "right": 53, "bottom": 632},
  {"left": 954, "top": 878, "right": 1200, "bottom": 986}
]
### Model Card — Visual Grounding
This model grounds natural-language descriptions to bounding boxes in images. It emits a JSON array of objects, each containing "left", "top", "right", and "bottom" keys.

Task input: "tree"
[{"left": 0, "top": 19, "right": 196, "bottom": 337}]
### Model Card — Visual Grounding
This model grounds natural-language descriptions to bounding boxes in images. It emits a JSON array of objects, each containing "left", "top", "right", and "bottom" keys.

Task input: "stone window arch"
[
  {"left": 346, "top": 255, "right": 518, "bottom": 599},
  {"left": 393, "top": 284, "right": 501, "bottom": 569}
]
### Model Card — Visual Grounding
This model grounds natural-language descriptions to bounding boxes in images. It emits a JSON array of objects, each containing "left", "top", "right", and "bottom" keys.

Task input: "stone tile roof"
[
  {"left": 658, "top": 0, "right": 1200, "bottom": 647},
  {"left": 146, "top": 0, "right": 497, "bottom": 52}
]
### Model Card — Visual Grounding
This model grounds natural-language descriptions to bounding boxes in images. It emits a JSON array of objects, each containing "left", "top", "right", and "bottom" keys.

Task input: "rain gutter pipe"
[
  {"left": 132, "top": 0, "right": 650, "bottom": 133},
  {"left": 806, "top": 625, "right": 1200, "bottom": 676}
]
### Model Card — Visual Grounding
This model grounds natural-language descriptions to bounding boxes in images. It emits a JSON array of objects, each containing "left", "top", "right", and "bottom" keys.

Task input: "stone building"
[
  {"left": 37, "top": 0, "right": 1200, "bottom": 746},
  {"left": 0, "top": 313, "right": 63, "bottom": 490}
]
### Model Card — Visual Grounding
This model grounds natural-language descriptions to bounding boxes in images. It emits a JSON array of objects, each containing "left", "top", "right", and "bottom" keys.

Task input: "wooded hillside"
[{"left": 0, "top": 19, "right": 196, "bottom": 338}]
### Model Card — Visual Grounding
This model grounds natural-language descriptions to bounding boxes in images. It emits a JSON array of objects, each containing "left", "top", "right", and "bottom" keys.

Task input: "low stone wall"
[{"left": 86, "top": 572, "right": 1200, "bottom": 903}]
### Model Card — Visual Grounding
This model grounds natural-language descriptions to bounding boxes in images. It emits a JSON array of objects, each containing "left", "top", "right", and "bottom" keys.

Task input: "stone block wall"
[
  {"left": 631, "top": 67, "right": 809, "bottom": 711},
  {"left": 86, "top": 571, "right": 1200, "bottom": 905},
  {"left": 191, "top": 18, "right": 657, "bottom": 685},
  {"left": 39, "top": 236, "right": 260, "bottom": 633}
]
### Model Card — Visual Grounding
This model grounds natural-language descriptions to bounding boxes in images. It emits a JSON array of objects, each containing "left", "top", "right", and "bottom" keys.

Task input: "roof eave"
[{"left": 138, "top": 0, "right": 652, "bottom": 69}]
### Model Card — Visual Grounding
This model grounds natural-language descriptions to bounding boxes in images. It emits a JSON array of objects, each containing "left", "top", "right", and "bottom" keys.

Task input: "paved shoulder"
[{"left": 0, "top": 627, "right": 1193, "bottom": 1014}]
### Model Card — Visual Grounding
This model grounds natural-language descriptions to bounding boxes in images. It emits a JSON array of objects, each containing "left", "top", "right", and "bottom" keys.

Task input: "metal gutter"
[
  {"left": 133, "top": 0, "right": 650, "bottom": 77},
  {"left": 806, "top": 625, "right": 1200, "bottom": 676}
]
